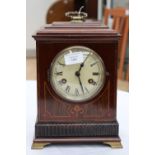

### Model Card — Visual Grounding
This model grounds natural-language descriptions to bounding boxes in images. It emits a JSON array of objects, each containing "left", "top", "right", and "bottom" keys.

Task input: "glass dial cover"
[{"left": 50, "top": 46, "right": 106, "bottom": 102}]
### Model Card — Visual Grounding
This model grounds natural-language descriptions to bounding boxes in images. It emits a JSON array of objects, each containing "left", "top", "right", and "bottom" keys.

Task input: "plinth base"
[{"left": 32, "top": 137, "right": 122, "bottom": 149}]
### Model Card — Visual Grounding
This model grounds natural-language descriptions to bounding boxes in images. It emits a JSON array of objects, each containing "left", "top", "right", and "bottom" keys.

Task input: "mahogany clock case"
[{"left": 32, "top": 22, "right": 121, "bottom": 141}]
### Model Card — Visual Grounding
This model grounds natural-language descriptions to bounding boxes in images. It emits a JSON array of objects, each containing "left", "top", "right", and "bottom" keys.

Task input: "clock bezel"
[{"left": 49, "top": 45, "right": 106, "bottom": 103}]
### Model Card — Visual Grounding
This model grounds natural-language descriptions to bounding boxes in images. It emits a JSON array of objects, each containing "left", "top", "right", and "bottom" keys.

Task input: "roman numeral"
[
  {"left": 90, "top": 61, "right": 98, "bottom": 67},
  {"left": 58, "top": 61, "right": 65, "bottom": 66},
  {"left": 92, "top": 81, "right": 97, "bottom": 85},
  {"left": 65, "top": 85, "right": 70, "bottom": 93},
  {"left": 55, "top": 72, "right": 63, "bottom": 76},
  {"left": 75, "top": 88, "right": 79, "bottom": 96},
  {"left": 85, "top": 87, "right": 89, "bottom": 93},
  {"left": 92, "top": 72, "right": 100, "bottom": 76}
]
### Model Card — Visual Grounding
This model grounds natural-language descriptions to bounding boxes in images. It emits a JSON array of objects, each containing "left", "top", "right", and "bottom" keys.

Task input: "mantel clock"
[{"left": 32, "top": 10, "right": 122, "bottom": 149}]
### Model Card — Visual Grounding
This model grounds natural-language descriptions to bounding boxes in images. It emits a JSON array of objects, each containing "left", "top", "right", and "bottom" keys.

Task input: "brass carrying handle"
[{"left": 65, "top": 6, "right": 88, "bottom": 22}]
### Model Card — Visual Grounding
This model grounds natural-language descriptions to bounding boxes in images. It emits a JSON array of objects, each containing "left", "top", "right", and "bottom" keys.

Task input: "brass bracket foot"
[
  {"left": 103, "top": 141, "right": 123, "bottom": 148},
  {"left": 32, "top": 142, "right": 51, "bottom": 149}
]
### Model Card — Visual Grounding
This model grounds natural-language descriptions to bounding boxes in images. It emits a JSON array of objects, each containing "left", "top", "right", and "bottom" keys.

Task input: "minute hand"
[
  {"left": 78, "top": 53, "right": 91, "bottom": 72},
  {"left": 78, "top": 76, "right": 84, "bottom": 94}
]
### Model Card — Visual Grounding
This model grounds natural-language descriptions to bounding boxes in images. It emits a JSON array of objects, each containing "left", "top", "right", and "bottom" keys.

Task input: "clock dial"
[{"left": 50, "top": 46, "right": 106, "bottom": 102}]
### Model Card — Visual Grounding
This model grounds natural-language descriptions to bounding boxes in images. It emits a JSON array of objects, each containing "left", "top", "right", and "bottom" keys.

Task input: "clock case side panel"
[{"left": 36, "top": 42, "right": 41, "bottom": 121}]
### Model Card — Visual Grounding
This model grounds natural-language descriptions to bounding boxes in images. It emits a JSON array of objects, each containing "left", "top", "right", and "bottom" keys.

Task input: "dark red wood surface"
[{"left": 33, "top": 22, "right": 120, "bottom": 124}]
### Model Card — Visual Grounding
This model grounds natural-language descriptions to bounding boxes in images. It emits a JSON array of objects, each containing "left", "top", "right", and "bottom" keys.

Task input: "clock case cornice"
[{"left": 33, "top": 21, "right": 120, "bottom": 42}]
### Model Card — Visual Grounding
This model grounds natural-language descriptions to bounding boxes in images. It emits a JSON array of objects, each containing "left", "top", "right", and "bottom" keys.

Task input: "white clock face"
[{"left": 50, "top": 46, "right": 106, "bottom": 102}]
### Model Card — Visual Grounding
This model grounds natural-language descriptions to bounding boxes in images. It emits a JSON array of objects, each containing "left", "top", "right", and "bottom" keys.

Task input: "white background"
[{"left": 0, "top": 0, "right": 155, "bottom": 155}]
